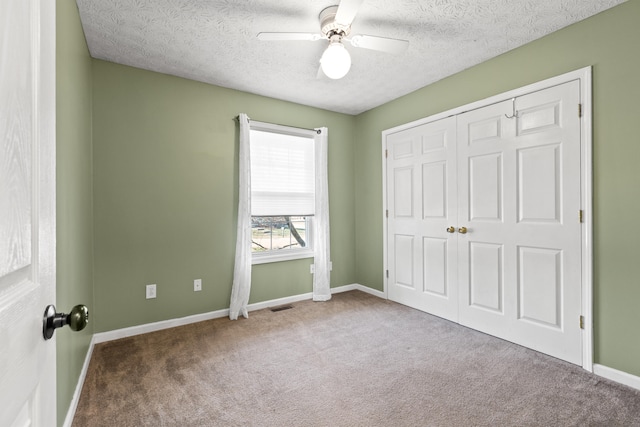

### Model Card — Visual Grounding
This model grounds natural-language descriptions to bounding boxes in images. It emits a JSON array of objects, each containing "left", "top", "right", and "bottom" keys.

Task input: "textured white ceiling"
[{"left": 75, "top": 0, "right": 625, "bottom": 115}]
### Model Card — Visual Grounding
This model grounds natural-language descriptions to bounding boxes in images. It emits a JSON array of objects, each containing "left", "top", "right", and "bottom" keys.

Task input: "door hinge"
[
  {"left": 579, "top": 210, "right": 584, "bottom": 223},
  {"left": 386, "top": 209, "right": 389, "bottom": 218},
  {"left": 579, "top": 315, "right": 585, "bottom": 329},
  {"left": 578, "top": 103, "right": 582, "bottom": 118},
  {"left": 385, "top": 149, "right": 388, "bottom": 158},
  {"left": 386, "top": 270, "right": 389, "bottom": 278}
]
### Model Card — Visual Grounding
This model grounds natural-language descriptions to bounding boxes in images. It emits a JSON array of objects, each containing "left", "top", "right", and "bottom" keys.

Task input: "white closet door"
[
  {"left": 387, "top": 116, "right": 459, "bottom": 322},
  {"left": 456, "top": 99, "right": 515, "bottom": 330},
  {"left": 457, "top": 80, "right": 582, "bottom": 364}
]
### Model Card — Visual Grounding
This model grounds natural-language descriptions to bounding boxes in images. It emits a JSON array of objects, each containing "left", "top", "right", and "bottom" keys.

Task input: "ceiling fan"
[{"left": 257, "top": 0, "right": 409, "bottom": 80}]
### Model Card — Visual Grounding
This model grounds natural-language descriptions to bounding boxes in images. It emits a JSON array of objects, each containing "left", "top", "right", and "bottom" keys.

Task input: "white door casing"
[
  {"left": 383, "top": 70, "right": 591, "bottom": 368},
  {"left": 0, "top": 0, "right": 56, "bottom": 425}
]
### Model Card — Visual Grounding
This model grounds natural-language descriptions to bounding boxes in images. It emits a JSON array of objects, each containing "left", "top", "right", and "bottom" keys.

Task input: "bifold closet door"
[
  {"left": 457, "top": 80, "right": 582, "bottom": 365},
  {"left": 387, "top": 116, "right": 459, "bottom": 322}
]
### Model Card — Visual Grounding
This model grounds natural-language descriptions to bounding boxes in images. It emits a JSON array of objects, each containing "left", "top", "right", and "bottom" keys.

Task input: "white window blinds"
[{"left": 250, "top": 128, "right": 315, "bottom": 216}]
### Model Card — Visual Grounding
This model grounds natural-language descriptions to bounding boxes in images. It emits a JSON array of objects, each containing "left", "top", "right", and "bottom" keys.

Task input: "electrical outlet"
[
  {"left": 194, "top": 279, "right": 202, "bottom": 292},
  {"left": 146, "top": 284, "right": 156, "bottom": 299},
  {"left": 311, "top": 263, "right": 333, "bottom": 273}
]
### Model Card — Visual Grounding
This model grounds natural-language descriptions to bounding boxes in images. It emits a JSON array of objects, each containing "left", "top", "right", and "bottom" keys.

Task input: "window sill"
[{"left": 252, "top": 250, "right": 314, "bottom": 265}]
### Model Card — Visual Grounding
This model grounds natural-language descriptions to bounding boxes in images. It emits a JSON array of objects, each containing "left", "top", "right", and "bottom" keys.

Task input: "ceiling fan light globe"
[{"left": 320, "top": 42, "right": 351, "bottom": 79}]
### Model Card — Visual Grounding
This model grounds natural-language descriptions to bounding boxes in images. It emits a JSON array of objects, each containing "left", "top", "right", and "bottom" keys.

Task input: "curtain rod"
[{"left": 233, "top": 116, "right": 321, "bottom": 134}]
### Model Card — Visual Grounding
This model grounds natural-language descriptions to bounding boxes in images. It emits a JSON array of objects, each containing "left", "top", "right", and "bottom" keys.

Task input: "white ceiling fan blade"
[
  {"left": 335, "top": 0, "right": 365, "bottom": 26},
  {"left": 257, "top": 32, "right": 323, "bottom": 42},
  {"left": 349, "top": 35, "right": 409, "bottom": 54}
]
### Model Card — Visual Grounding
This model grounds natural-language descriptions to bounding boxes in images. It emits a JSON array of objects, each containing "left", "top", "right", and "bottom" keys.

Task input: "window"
[
  {"left": 249, "top": 122, "right": 317, "bottom": 264},
  {"left": 251, "top": 216, "right": 311, "bottom": 251}
]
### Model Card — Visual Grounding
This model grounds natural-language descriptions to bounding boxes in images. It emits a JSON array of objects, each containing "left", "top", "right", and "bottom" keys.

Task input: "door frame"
[{"left": 381, "top": 67, "right": 593, "bottom": 371}]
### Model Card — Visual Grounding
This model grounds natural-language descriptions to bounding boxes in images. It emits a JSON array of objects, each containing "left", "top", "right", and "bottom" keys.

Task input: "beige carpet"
[{"left": 72, "top": 291, "right": 640, "bottom": 426}]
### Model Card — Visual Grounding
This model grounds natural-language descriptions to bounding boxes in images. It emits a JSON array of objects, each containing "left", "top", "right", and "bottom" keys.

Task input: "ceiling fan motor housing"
[{"left": 320, "top": 5, "right": 351, "bottom": 38}]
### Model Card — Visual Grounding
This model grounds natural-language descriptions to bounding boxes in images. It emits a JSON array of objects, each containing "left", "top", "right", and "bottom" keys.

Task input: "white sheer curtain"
[
  {"left": 313, "top": 127, "right": 331, "bottom": 301},
  {"left": 229, "top": 113, "right": 252, "bottom": 320}
]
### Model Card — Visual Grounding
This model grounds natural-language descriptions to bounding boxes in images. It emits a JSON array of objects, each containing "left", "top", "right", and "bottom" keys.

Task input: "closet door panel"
[
  {"left": 458, "top": 100, "right": 515, "bottom": 333},
  {"left": 387, "top": 116, "right": 458, "bottom": 322},
  {"left": 457, "top": 81, "right": 582, "bottom": 365}
]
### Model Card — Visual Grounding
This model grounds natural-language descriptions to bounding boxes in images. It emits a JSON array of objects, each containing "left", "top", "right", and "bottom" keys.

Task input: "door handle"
[
  {"left": 43, "top": 304, "right": 89, "bottom": 340},
  {"left": 458, "top": 226, "right": 468, "bottom": 234},
  {"left": 446, "top": 226, "right": 456, "bottom": 233}
]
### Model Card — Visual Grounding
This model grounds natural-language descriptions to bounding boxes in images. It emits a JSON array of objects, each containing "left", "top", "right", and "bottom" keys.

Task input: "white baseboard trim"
[
  {"left": 93, "top": 307, "right": 231, "bottom": 344},
  {"left": 62, "top": 335, "right": 96, "bottom": 427},
  {"left": 93, "top": 284, "right": 384, "bottom": 344},
  {"left": 333, "top": 283, "right": 386, "bottom": 298},
  {"left": 593, "top": 364, "right": 640, "bottom": 391}
]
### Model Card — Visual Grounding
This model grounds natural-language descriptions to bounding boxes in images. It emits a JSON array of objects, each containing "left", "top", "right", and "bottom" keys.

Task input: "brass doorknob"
[
  {"left": 458, "top": 226, "right": 468, "bottom": 234},
  {"left": 446, "top": 226, "right": 455, "bottom": 233},
  {"left": 43, "top": 304, "right": 89, "bottom": 340}
]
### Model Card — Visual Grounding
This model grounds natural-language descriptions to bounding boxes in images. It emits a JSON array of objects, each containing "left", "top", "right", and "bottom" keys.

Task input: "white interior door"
[
  {"left": 457, "top": 81, "right": 582, "bottom": 364},
  {"left": 386, "top": 116, "right": 458, "bottom": 322},
  {"left": 386, "top": 79, "right": 583, "bottom": 365},
  {"left": 0, "top": 0, "right": 56, "bottom": 425}
]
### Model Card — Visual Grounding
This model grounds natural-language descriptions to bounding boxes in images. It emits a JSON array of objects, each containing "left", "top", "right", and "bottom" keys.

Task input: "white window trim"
[
  {"left": 249, "top": 121, "right": 319, "bottom": 265},
  {"left": 252, "top": 248, "right": 315, "bottom": 265}
]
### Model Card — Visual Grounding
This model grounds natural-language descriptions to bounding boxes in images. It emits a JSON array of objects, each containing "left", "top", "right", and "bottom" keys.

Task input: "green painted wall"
[
  {"left": 56, "top": 0, "right": 94, "bottom": 425},
  {"left": 91, "top": 61, "right": 356, "bottom": 332},
  {"left": 354, "top": 0, "right": 640, "bottom": 376}
]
